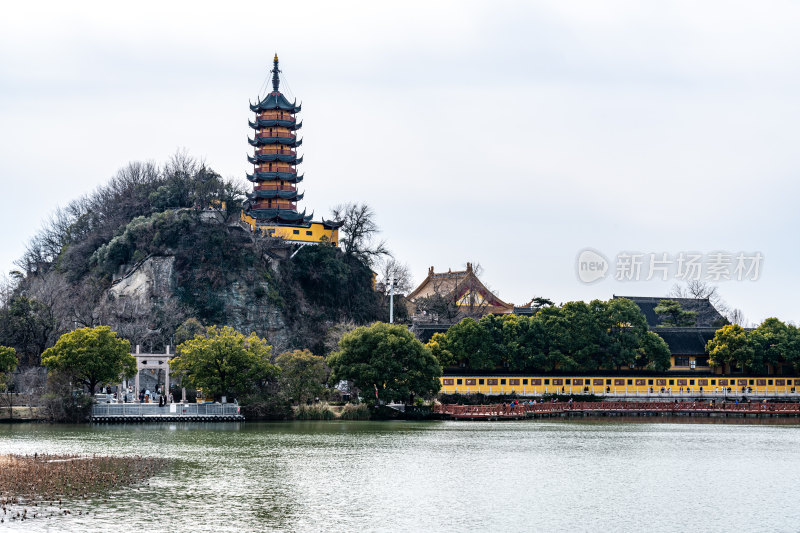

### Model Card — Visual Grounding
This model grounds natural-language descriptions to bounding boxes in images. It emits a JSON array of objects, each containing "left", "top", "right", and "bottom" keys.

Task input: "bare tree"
[
  {"left": 375, "top": 258, "right": 413, "bottom": 296},
  {"left": 0, "top": 274, "right": 18, "bottom": 309},
  {"left": 323, "top": 321, "right": 358, "bottom": 356},
  {"left": 727, "top": 308, "right": 748, "bottom": 327},
  {"left": 330, "top": 203, "right": 389, "bottom": 265},
  {"left": 669, "top": 280, "right": 730, "bottom": 315}
]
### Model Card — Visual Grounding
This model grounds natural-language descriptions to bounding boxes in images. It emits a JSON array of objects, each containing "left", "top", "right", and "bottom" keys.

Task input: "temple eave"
[
  {"left": 246, "top": 207, "right": 312, "bottom": 224},
  {"left": 248, "top": 190, "right": 305, "bottom": 201},
  {"left": 247, "top": 154, "right": 303, "bottom": 164},
  {"left": 246, "top": 172, "right": 303, "bottom": 183},
  {"left": 249, "top": 119, "right": 301, "bottom": 131},
  {"left": 247, "top": 137, "right": 303, "bottom": 148}
]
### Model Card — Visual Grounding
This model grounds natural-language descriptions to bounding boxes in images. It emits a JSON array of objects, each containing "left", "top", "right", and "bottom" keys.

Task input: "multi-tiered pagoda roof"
[{"left": 244, "top": 54, "right": 312, "bottom": 225}]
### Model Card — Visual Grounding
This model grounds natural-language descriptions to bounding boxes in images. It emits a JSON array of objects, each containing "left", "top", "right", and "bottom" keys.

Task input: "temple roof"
[
  {"left": 245, "top": 207, "right": 313, "bottom": 224},
  {"left": 248, "top": 136, "right": 302, "bottom": 148},
  {"left": 613, "top": 296, "right": 728, "bottom": 328},
  {"left": 249, "top": 118, "right": 302, "bottom": 131},
  {"left": 246, "top": 171, "right": 304, "bottom": 183},
  {"left": 652, "top": 328, "right": 718, "bottom": 355},
  {"left": 321, "top": 218, "right": 344, "bottom": 230},
  {"left": 248, "top": 154, "right": 302, "bottom": 164},
  {"left": 248, "top": 189, "right": 304, "bottom": 201},
  {"left": 250, "top": 92, "right": 301, "bottom": 113},
  {"left": 407, "top": 262, "right": 513, "bottom": 314}
]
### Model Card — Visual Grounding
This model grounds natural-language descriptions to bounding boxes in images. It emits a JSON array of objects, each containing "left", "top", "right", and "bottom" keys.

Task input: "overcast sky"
[{"left": 1, "top": 1, "right": 798, "bottom": 325}]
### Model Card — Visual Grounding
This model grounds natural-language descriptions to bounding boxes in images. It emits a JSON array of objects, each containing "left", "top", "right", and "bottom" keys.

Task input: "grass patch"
[
  {"left": 295, "top": 404, "right": 335, "bottom": 420},
  {"left": 338, "top": 403, "right": 371, "bottom": 420},
  {"left": 0, "top": 453, "right": 170, "bottom": 521}
]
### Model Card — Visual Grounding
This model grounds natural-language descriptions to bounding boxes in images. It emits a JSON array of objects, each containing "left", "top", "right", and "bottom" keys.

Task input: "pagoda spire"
[{"left": 271, "top": 53, "right": 280, "bottom": 92}]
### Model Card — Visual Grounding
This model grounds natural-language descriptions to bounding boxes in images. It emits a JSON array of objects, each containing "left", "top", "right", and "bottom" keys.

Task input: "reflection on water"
[{"left": 2, "top": 419, "right": 800, "bottom": 532}]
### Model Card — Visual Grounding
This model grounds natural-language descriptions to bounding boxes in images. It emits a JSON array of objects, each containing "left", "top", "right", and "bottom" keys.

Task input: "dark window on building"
[
  {"left": 500, "top": 379, "right": 506, "bottom": 385},
  {"left": 522, "top": 379, "right": 528, "bottom": 385},
  {"left": 457, "top": 379, "right": 462, "bottom": 385},
  {"left": 695, "top": 356, "right": 709, "bottom": 366},
  {"left": 675, "top": 356, "right": 690, "bottom": 367},
  {"left": 479, "top": 379, "right": 484, "bottom": 385}
]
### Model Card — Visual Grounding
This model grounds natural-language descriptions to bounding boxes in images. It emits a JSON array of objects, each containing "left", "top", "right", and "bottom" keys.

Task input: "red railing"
[{"left": 433, "top": 402, "right": 800, "bottom": 418}]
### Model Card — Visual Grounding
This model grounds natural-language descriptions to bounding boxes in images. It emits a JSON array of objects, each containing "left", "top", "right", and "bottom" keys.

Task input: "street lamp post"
[{"left": 389, "top": 275, "right": 395, "bottom": 324}]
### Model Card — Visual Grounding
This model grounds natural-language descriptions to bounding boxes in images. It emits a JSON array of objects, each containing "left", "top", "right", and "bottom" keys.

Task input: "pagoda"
[{"left": 242, "top": 54, "right": 341, "bottom": 245}]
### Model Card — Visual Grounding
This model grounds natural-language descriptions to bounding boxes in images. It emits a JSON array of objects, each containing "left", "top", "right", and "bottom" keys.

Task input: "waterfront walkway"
[
  {"left": 91, "top": 403, "right": 243, "bottom": 422},
  {"left": 433, "top": 401, "right": 800, "bottom": 420}
]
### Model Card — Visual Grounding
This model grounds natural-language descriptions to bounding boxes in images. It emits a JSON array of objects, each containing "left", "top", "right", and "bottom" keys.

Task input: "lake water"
[{"left": 2, "top": 418, "right": 800, "bottom": 532}]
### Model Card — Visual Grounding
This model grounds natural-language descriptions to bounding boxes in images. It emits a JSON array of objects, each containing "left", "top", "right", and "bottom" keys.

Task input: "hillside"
[{"left": 2, "top": 156, "right": 386, "bottom": 364}]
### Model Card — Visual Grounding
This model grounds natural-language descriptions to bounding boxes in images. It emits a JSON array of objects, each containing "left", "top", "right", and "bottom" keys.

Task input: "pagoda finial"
[{"left": 271, "top": 53, "right": 281, "bottom": 93}]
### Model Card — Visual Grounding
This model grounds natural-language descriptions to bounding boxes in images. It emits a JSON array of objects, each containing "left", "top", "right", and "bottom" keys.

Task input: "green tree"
[
  {"left": 654, "top": 299, "right": 697, "bottom": 327},
  {"left": 603, "top": 298, "right": 649, "bottom": 370},
  {"left": 41, "top": 326, "right": 134, "bottom": 394},
  {"left": 443, "top": 318, "right": 496, "bottom": 371},
  {"left": 286, "top": 244, "right": 383, "bottom": 324},
  {"left": 276, "top": 349, "right": 328, "bottom": 404},
  {"left": 0, "top": 346, "right": 18, "bottom": 420},
  {"left": 752, "top": 318, "right": 789, "bottom": 368},
  {"left": 781, "top": 324, "right": 800, "bottom": 371},
  {"left": 527, "top": 296, "right": 554, "bottom": 313},
  {"left": 637, "top": 331, "right": 672, "bottom": 371},
  {"left": 0, "top": 346, "right": 17, "bottom": 389},
  {"left": 171, "top": 325, "right": 277, "bottom": 401},
  {"left": 327, "top": 322, "right": 441, "bottom": 403},
  {"left": 426, "top": 332, "right": 457, "bottom": 368},
  {"left": 174, "top": 317, "right": 206, "bottom": 346},
  {"left": 706, "top": 324, "right": 758, "bottom": 373},
  {"left": 0, "top": 296, "right": 56, "bottom": 366}
]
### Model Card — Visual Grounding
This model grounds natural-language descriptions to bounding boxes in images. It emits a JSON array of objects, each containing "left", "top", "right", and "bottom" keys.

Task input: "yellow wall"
[
  {"left": 439, "top": 375, "right": 799, "bottom": 395},
  {"left": 240, "top": 211, "right": 339, "bottom": 245}
]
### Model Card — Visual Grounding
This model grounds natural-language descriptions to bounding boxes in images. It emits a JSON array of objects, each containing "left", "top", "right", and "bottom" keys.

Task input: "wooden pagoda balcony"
[
  {"left": 256, "top": 131, "right": 296, "bottom": 140},
  {"left": 254, "top": 169, "right": 296, "bottom": 175},
  {"left": 255, "top": 184, "right": 297, "bottom": 192},
  {"left": 255, "top": 148, "right": 296, "bottom": 156},
  {"left": 257, "top": 111, "right": 295, "bottom": 121},
  {"left": 253, "top": 200, "right": 296, "bottom": 210}
]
